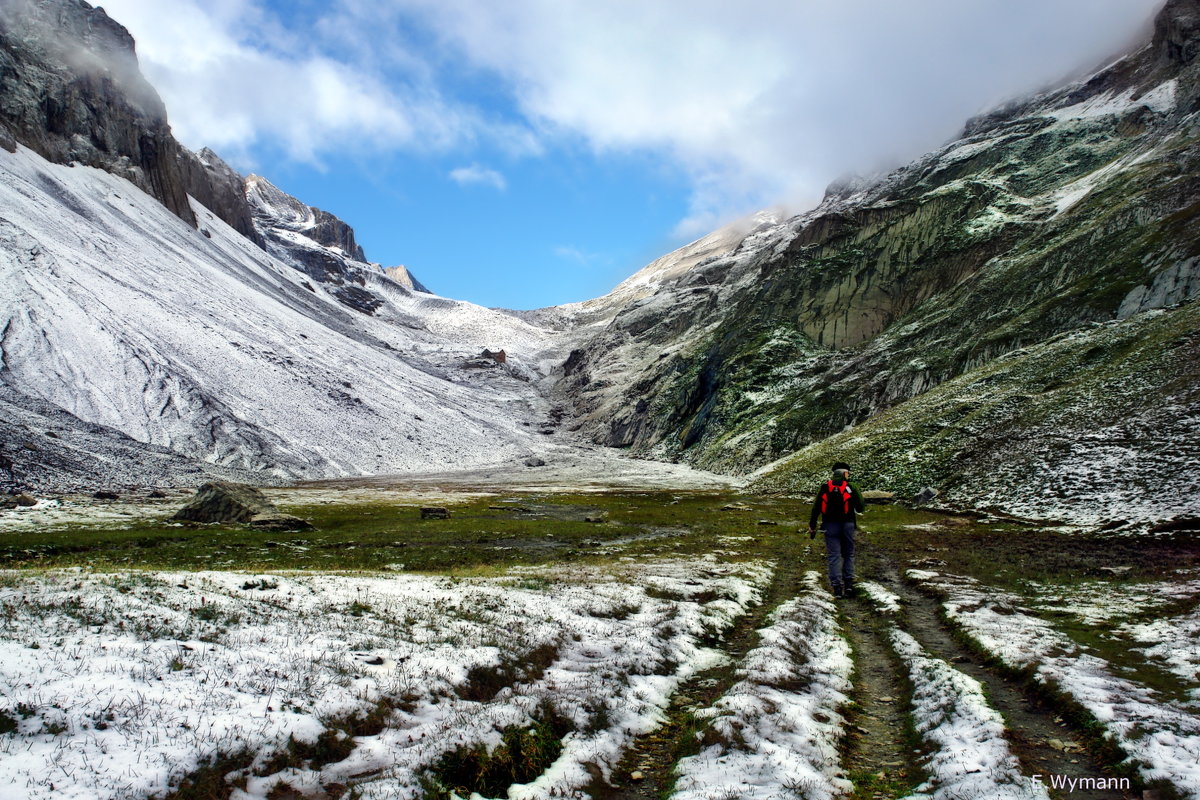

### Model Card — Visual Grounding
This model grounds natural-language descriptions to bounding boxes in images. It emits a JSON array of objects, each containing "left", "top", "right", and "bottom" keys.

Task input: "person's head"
[{"left": 831, "top": 461, "right": 851, "bottom": 480}]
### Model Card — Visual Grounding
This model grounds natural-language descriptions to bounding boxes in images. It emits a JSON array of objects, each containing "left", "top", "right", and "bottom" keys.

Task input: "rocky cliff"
[
  {"left": 245, "top": 174, "right": 431, "bottom": 313},
  {"left": 0, "top": 0, "right": 263, "bottom": 243},
  {"left": 556, "top": 0, "right": 1200, "bottom": 525}
]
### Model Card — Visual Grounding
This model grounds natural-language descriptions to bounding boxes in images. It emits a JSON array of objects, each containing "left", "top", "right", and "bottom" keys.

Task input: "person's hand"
[{"left": 808, "top": 527, "right": 816, "bottom": 539}]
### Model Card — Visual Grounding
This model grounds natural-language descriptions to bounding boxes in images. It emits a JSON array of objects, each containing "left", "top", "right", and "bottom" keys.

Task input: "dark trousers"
[{"left": 823, "top": 521, "right": 856, "bottom": 588}]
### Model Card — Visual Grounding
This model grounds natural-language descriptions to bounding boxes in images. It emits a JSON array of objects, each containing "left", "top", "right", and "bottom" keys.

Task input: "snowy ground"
[
  {"left": 671, "top": 572, "right": 852, "bottom": 800},
  {"left": 859, "top": 581, "right": 1049, "bottom": 800},
  {"left": 0, "top": 558, "right": 771, "bottom": 800},
  {"left": 1018, "top": 573, "right": 1200, "bottom": 697},
  {"left": 909, "top": 569, "right": 1200, "bottom": 799},
  {"left": 1022, "top": 573, "right": 1200, "bottom": 626}
]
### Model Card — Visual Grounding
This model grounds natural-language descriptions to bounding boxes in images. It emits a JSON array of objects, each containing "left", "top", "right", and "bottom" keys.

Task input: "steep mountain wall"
[
  {"left": 0, "top": 0, "right": 262, "bottom": 243},
  {"left": 557, "top": 0, "right": 1200, "bottom": 507}
]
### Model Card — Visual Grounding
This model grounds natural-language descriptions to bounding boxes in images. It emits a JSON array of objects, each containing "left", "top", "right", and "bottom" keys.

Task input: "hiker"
[{"left": 808, "top": 461, "right": 865, "bottom": 598}]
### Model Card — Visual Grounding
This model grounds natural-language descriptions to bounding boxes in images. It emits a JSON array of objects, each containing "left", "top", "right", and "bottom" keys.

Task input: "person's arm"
[
  {"left": 850, "top": 481, "right": 866, "bottom": 513},
  {"left": 809, "top": 486, "right": 824, "bottom": 529}
]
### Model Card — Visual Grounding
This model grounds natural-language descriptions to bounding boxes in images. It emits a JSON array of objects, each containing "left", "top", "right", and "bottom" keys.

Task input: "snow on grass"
[
  {"left": 891, "top": 630, "right": 1050, "bottom": 800},
  {"left": 1025, "top": 576, "right": 1200, "bottom": 626},
  {"left": 0, "top": 557, "right": 770, "bottom": 800},
  {"left": 859, "top": 582, "right": 1046, "bottom": 800},
  {"left": 859, "top": 581, "right": 1047, "bottom": 799},
  {"left": 1120, "top": 604, "right": 1200, "bottom": 693},
  {"left": 670, "top": 571, "right": 852, "bottom": 800},
  {"left": 859, "top": 580, "right": 902, "bottom": 614},
  {"left": 909, "top": 570, "right": 1200, "bottom": 799}
]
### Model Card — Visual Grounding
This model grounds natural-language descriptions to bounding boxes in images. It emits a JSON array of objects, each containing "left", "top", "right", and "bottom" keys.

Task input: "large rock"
[{"left": 173, "top": 481, "right": 310, "bottom": 529}]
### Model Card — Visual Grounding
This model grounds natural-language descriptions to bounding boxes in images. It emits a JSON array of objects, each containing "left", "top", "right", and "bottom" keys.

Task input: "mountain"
[
  {"left": 1, "top": 0, "right": 1197, "bottom": 530},
  {"left": 0, "top": 0, "right": 574, "bottom": 490},
  {"left": 555, "top": 0, "right": 1200, "bottom": 527}
]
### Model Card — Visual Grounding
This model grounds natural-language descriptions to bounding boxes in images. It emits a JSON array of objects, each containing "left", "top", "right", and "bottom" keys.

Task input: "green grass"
[{"left": 0, "top": 491, "right": 810, "bottom": 573}]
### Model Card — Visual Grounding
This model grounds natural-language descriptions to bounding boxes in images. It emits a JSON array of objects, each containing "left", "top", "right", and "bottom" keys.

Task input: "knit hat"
[{"left": 831, "top": 461, "right": 851, "bottom": 472}]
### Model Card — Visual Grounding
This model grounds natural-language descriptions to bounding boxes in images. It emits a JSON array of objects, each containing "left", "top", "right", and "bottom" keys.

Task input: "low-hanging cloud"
[
  {"left": 389, "top": 0, "right": 1162, "bottom": 235},
  {"left": 102, "top": 0, "right": 1163, "bottom": 235}
]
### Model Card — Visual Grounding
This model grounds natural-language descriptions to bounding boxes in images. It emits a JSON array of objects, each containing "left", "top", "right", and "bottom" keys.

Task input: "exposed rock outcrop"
[
  {"left": 0, "top": 0, "right": 195, "bottom": 225},
  {"left": 383, "top": 265, "right": 431, "bottom": 293},
  {"left": 172, "top": 481, "right": 311, "bottom": 529},
  {"left": 180, "top": 148, "right": 264, "bottom": 247}
]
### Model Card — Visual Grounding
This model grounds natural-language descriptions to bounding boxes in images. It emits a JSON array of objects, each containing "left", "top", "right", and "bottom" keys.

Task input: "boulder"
[
  {"left": 173, "top": 481, "right": 278, "bottom": 524},
  {"left": 862, "top": 490, "right": 896, "bottom": 504},
  {"left": 0, "top": 494, "right": 37, "bottom": 509},
  {"left": 913, "top": 487, "right": 940, "bottom": 505},
  {"left": 93, "top": 490, "right": 120, "bottom": 500},
  {"left": 420, "top": 507, "right": 450, "bottom": 520},
  {"left": 523, "top": 456, "right": 547, "bottom": 468}
]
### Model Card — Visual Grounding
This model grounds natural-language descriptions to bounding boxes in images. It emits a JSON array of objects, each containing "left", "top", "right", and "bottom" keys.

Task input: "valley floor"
[{"left": 1, "top": 489, "right": 1198, "bottom": 800}]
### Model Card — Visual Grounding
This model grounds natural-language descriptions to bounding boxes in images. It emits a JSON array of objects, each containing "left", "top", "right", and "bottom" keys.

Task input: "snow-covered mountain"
[
  {"left": 0, "top": 141, "right": 578, "bottom": 488},
  {"left": 2, "top": 0, "right": 1199, "bottom": 531}
]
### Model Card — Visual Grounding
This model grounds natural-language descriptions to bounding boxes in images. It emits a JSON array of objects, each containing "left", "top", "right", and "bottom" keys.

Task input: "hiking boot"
[
  {"left": 831, "top": 583, "right": 845, "bottom": 599},
  {"left": 844, "top": 580, "right": 855, "bottom": 598}
]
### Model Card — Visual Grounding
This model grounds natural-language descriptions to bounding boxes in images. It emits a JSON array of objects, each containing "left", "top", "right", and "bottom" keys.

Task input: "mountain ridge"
[{"left": 1, "top": 0, "right": 1197, "bottom": 530}]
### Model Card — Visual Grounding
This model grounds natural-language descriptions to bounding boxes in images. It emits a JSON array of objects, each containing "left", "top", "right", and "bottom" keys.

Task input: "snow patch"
[
  {"left": 891, "top": 629, "right": 1050, "bottom": 800},
  {"left": 909, "top": 570, "right": 1200, "bottom": 799},
  {"left": 0, "top": 559, "right": 771, "bottom": 800},
  {"left": 671, "top": 572, "right": 852, "bottom": 800}
]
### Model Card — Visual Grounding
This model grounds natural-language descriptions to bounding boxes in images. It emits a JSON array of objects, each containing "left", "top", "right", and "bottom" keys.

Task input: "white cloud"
[
  {"left": 448, "top": 163, "right": 507, "bottom": 190},
  {"left": 377, "top": 0, "right": 1162, "bottom": 234},
  {"left": 553, "top": 245, "right": 602, "bottom": 266},
  {"left": 101, "top": 0, "right": 1163, "bottom": 235},
  {"left": 99, "top": 0, "right": 479, "bottom": 164}
]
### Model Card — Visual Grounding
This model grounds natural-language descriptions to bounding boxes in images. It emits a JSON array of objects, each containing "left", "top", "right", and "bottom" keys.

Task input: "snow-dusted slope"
[{"left": 0, "top": 144, "right": 573, "bottom": 487}]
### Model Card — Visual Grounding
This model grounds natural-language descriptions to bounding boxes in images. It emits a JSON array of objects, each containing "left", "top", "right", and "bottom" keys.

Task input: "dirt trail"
[
  {"left": 838, "top": 595, "right": 922, "bottom": 798},
  {"left": 589, "top": 537, "right": 813, "bottom": 800},
  {"left": 870, "top": 558, "right": 1136, "bottom": 800}
]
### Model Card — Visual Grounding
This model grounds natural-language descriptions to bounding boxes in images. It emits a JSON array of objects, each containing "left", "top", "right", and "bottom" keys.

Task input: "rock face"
[
  {"left": 180, "top": 148, "right": 264, "bottom": 247},
  {"left": 383, "top": 265, "right": 431, "bottom": 293},
  {"left": 245, "top": 174, "right": 432, "bottom": 315},
  {"left": 172, "top": 481, "right": 310, "bottom": 529},
  {"left": 0, "top": 0, "right": 268, "bottom": 243},
  {"left": 0, "top": 0, "right": 195, "bottom": 225}
]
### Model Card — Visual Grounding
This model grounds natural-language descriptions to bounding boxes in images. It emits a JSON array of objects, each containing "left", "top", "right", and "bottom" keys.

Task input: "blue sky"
[
  {"left": 258, "top": 139, "right": 692, "bottom": 307},
  {"left": 102, "top": 0, "right": 1161, "bottom": 309}
]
